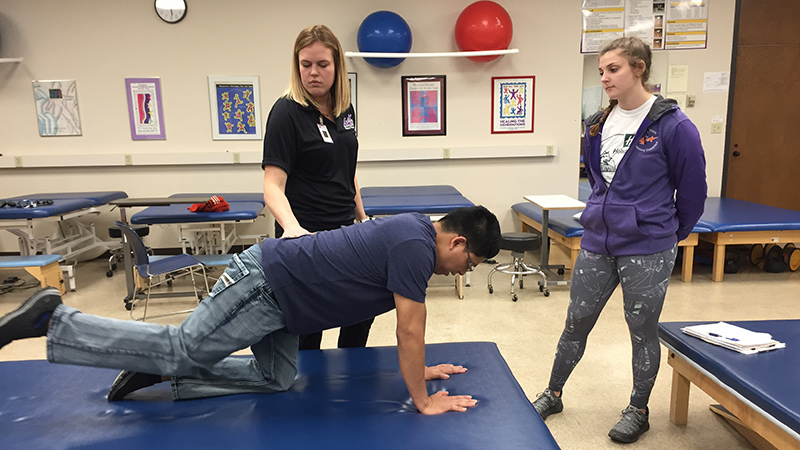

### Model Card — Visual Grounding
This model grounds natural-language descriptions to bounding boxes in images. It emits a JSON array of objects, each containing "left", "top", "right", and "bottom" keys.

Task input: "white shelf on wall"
[
  {"left": 344, "top": 49, "right": 519, "bottom": 59},
  {"left": 0, "top": 144, "right": 555, "bottom": 169},
  {"left": 0, "top": 58, "right": 23, "bottom": 64}
]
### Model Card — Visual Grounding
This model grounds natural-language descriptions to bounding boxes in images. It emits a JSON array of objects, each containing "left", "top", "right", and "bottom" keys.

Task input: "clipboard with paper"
[{"left": 681, "top": 321, "right": 786, "bottom": 355}]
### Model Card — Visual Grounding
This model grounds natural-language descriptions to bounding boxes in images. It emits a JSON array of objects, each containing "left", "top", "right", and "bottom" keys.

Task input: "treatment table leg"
[
  {"left": 668, "top": 351, "right": 691, "bottom": 425},
  {"left": 712, "top": 243, "right": 726, "bottom": 282}
]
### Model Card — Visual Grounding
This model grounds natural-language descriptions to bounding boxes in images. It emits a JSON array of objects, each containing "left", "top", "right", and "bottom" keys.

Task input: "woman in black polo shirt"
[{"left": 261, "top": 24, "right": 372, "bottom": 350}]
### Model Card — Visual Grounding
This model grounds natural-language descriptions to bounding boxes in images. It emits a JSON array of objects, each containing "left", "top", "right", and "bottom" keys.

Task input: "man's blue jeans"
[{"left": 46, "top": 244, "right": 299, "bottom": 400}]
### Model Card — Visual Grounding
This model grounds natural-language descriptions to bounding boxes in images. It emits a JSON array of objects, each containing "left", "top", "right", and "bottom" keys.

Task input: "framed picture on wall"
[
  {"left": 125, "top": 77, "right": 166, "bottom": 140},
  {"left": 32, "top": 79, "right": 82, "bottom": 136},
  {"left": 491, "top": 76, "right": 535, "bottom": 134},
  {"left": 348, "top": 72, "right": 357, "bottom": 134},
  {"left": 207, "top": 76, "right": 262, "bottom": 140},
  {"left": 401, "top": 75, "right": 446, "bottom": 136}
]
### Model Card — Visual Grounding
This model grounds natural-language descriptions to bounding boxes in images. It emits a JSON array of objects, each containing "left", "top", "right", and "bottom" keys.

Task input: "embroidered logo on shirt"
[
  {"left": 635, "top": 129, "right": 659, "bottom": 152},
  {"left": 343, "top": 114, "right": 355, "bottom": 130}
]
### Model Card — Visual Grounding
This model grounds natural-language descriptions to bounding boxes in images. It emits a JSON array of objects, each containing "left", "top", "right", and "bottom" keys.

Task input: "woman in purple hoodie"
[{"left": 532, "top": 36, "right": 707, "bottom": 444}]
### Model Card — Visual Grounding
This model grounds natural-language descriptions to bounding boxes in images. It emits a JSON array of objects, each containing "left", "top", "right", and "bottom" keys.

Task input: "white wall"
[{"left": 0, "top": 1, "right": 734, "bottom": 252}]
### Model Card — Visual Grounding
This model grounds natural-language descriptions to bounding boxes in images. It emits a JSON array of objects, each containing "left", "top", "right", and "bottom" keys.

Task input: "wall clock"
[{"left": 155, "top": 0, "right": 187, "bottom": 24}]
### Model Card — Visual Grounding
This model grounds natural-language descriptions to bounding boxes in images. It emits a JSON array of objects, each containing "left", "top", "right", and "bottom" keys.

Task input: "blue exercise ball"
[{"left": 357, "top": 11, "right": 412, "bottom": 68}]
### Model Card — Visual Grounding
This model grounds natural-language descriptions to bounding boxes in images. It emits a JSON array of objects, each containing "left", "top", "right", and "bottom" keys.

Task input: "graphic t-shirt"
[{"left": 600, "top": 95, "right": 656, "bottom": 185}]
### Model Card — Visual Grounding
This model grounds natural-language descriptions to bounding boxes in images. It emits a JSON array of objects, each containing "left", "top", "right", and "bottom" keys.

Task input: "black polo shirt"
[{"left": 262, "top": 96, "right": 358, "bottom": 231}]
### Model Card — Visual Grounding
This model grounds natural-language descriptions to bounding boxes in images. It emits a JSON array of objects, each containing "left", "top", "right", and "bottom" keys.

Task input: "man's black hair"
[{"left": 438, "top": 205, "right": 501, "bottom": 259}]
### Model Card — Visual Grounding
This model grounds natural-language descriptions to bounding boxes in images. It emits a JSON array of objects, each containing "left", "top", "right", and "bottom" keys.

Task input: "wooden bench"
[{"left": 0, "top": 254, "right": 66, "bottom": 294}]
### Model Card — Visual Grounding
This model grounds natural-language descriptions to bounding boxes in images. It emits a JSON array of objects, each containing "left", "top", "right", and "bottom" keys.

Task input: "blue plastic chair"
[{"left": 114, "top": 221, "right": 210, "bottom": 321}]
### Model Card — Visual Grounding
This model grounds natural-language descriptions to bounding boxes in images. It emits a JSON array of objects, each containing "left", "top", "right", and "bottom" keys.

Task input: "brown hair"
[
  {"left": 284, "top": 25, "right": 351, "bottom": 117},
  {"left": 588, "top": 36, "right": 652, "bottom": 137}
]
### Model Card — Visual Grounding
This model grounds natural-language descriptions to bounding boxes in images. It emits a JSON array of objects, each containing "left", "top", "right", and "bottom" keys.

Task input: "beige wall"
[{"left": 0, "top": 1, "right": 734, "bottom": 252}]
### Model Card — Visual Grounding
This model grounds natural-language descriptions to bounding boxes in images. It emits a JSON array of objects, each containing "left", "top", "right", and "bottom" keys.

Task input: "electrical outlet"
[
  {"left": 124, "top": 154, "right": 133, "bottom": 165},
  {"left": 14, "top": 156, "right": 23, "bottom": 168},
  {"left": 546, "top": 145, "right": 554, "bottom": 156},
  {"left": 443, "top": 148, "right": 451, "bottom": 159},
  {"left": 233, "top": 152, "right": 241, "bottom": 163},
  {"left": 710, "top": 123, "right": 723, "bottom": 134}
]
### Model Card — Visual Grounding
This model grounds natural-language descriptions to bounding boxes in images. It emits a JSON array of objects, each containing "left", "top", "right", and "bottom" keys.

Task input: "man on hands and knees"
[{"left": 0, "top": 206, "right": 501, "bottom": 415}]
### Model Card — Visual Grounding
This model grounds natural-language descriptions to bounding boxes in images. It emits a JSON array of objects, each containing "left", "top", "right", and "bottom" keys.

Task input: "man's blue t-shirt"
[{"left": 260, "top": 213, "right": 436, "bottom": 335}]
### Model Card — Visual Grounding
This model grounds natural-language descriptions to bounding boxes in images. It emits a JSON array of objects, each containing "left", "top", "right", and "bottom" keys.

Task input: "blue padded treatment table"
[
  {"left": 363, "top": 194, "right": 474, "bottom": 216},
  {"left": 361, "top": 185, "right": 461, "bottom": 197},
  {"left": 697, "top": 197, "right": 800, "bottom": 232},
  {"left": 0, "top": 342, "right": 559, "bottom": 449},
  {"left": 0, "top": 190, "right": 128, "bottom": 220},
  {"left": 130, "top": 199, "right": 266, "bottom": 255},
  {"left": 360, "top": 185, "right": 473, "bottom": 216},
  {"left": 0, "top": 198, "right": 95, "bottom": 220},
  {"left": 659, "top": 320, "right": 800, "bottom": 448},
  {"left": 695, "top": 197, "right": 800, "bottom": 281},
  {"left": 130, "top": 201, "right": 265, "bottom": 225},
  {"left": 168, "top": 192, "right": 265, "bottom": 206},
  {"left": 2, "top": 191, "right": 127, "bottom": 206},
  {"left": 512, "top": 201, "right": 712, "bottom": 282}
]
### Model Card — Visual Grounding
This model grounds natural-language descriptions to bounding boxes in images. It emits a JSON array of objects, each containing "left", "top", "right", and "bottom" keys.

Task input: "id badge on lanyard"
[{"left": 318, "top": 116, "right": 334, "bottom": 144}]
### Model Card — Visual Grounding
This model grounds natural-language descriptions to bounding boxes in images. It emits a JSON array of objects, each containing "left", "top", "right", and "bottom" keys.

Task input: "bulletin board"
[{"left": 580, "top": 0, "right": 709, "bottom": 53}]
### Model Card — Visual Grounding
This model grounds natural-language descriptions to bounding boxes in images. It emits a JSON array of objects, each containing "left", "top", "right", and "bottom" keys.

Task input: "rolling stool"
[
  {"left": 106, "top": 225, "right": 150, "bottom": 277},
  {"left": 488, "top": 231, "right": 548, "bottom": 301}
]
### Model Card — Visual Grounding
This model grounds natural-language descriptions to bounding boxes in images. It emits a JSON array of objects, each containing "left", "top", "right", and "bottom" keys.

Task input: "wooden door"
[{"left": 723, "top": 0, "right": 800, "bottom": 210}]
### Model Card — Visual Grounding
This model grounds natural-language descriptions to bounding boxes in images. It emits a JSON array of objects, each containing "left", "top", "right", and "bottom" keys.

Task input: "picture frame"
[
  {"left": 32, "top": 79, "right": 82, "bottom": 137},
  {"left": 491, "top": 76, "right": 535, "bottom": 134},
  {"left": 207, "top": 75, "right": 262, "bottom": 140},
  {"left": 125, "top": 77, "right": 166, "bottom": 140},
  {"left": 401, "top": 75, "right": 446, "bottom": 136},
  {"left": 347, "top": 72, "right": 357, "bottom": 134}
]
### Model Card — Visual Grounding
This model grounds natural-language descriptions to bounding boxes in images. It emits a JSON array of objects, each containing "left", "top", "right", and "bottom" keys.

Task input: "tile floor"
[{"left": 1, "top": 248, "right": 797, "bottom": 449}]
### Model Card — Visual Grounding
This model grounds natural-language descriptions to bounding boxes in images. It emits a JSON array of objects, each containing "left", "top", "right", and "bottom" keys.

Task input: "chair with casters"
[
  {"left": 114, "top": 221, "right": 211, "bottom": 322},
  {"left": 106, "top": 225, "right": 150, "bottom": 277},
  {"left": 487, "top": 231, "right": 547, "bottom": 301}
]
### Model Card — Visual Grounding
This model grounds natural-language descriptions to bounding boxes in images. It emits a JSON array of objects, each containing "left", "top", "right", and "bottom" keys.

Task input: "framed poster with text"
[
  {"left": 402, "top": 75, "right": 446, "bottom": 136},
  {"left": 491, "top": 76, "right": 535, "bottom": 134},
  {"left": 125, "top": 77, "right": 166, "bottom": 140},
  {"left": 208, "top": 76, "right": 262, "bottom": 140}
]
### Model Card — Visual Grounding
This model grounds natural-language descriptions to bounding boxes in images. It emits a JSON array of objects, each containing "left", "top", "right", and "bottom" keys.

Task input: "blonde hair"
[
  {"left": 589, "top": 36, "right": 653, "bottom": 137},
  {"left": 284, "top": 25, "right": 351, "bottom": 117}
]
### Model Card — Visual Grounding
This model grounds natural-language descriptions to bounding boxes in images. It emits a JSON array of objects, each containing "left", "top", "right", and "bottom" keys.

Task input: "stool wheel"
[
  {"left": 488, "top": 285, "right": 494, "bottom": 294},
  {"left": 787, "top": 247, "right": 800, "bottom": 272},
  {"left": 106, "top": 270, "right": 114, "bottom": 277},
  {"left": 543, "top": 288, "right": 550, "bottom": 297},
  {"left": 511, "top": 293, "right": 518, "bottom": 302}
]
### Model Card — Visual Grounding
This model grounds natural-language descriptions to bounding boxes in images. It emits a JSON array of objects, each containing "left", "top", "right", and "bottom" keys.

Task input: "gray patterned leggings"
[{"left": 547, "top": 244, "right": 677, "bottom": 409}]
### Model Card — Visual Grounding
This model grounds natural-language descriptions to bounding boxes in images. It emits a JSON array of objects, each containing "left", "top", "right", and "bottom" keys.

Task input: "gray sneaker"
[
  {"left": 608, "top": 405, "right": 650, "bottom": 443},
  {"left": 531, "top": 388, "right": 563, "bottom": 420}
]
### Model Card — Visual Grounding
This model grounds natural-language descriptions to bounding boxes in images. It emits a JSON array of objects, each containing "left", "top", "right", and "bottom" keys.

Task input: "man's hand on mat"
[
  {"left": 419, "top": 391, "right": 477, "bottom": 415},
  {"left": 425, "top": 364, "right": 467, "bottom": 380}
]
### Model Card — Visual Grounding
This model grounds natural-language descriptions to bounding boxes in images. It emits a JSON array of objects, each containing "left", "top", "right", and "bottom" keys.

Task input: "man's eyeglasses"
[{"left": 465, "top": 241, "right": 476, "bottom": 272}]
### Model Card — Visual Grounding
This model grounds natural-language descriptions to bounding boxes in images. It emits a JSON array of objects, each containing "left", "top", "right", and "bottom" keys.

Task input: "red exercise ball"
[{"left": 454, "top": 1, "right": 513, "bottom": 62}]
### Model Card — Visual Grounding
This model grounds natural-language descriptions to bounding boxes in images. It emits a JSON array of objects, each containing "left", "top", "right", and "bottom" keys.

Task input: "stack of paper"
[{"left": 681, "top": 322, "right": 786, "bottom": 355}]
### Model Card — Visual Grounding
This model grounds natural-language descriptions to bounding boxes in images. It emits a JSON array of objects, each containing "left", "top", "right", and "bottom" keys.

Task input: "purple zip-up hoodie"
[{"left": 581, "top": 95, "right": 707, "bottom": 256}]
